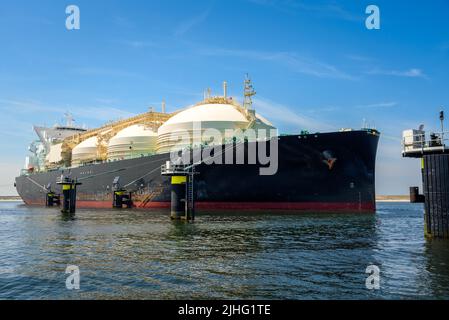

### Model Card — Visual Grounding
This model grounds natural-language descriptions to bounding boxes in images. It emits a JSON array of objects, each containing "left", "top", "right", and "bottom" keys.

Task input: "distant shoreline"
[
  {"left": 376, "top": 195, "right": 410, "bottom": 203},
  {"left": 0, "top": 196, "right": 22, "bottom": 202},
  {"left": 376, "top": 200, "right": 410, "bottom": 203}
]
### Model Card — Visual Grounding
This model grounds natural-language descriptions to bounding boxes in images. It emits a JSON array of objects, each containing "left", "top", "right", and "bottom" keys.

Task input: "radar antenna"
[{"left": 243, "top": 74, "right": 256, "bottom": 110}]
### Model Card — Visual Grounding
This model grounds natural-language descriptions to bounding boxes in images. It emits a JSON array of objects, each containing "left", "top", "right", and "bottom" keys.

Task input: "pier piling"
[
  {"left": 45, "top": 192, "right": 61, "bottom": 207},
  {"left": 422, "top": 154, "right": 449, "bottom": 238},
  {"left": 57, "top": 177, "right": 81, "bottom": 214},
  {"left": 409, "top": 186, "right": 425, "bottom": 203},
  {"left": 113, "top": 190, "right": 133, "bottom": 209},
  {"left": 171, "top": 176, "right": 187, "bottom": 219},
  {"left": 403, "top": 110, "right": 449, "bottom": 239},
  {"left": 111, "top": 177, "right": 133, "bottom": 209},
  {"left": 162, "top": 162, "right": 198, "bottom": 221}
]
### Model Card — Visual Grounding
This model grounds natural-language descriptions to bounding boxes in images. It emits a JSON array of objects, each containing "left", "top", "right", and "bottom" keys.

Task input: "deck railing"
[{"left": 402, "top": 131, "right": 449, "bottom": 156}]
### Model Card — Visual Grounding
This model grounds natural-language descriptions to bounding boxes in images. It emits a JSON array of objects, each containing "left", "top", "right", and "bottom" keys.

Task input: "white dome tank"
[
  {"left": 107, "top": 124, "right": 157, "bottom": 161},
  {"left": 71, "top": 136, "right": 99, "bottom": 167},
  {"left": 157, "top": 101, "right": 276, "bottom": 153},
  {"left": 46, "top": 143, "right": 63, "bottom": 165}
]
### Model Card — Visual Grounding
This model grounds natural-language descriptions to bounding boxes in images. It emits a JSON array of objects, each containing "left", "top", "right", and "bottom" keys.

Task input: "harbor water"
[{"left": 0, "top": 201, "right": 449, "bottom": 300}]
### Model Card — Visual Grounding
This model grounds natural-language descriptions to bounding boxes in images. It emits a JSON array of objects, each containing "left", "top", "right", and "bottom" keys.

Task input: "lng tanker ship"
[{"left": 15, "top": 79, "right": 380, "bottom": 212}]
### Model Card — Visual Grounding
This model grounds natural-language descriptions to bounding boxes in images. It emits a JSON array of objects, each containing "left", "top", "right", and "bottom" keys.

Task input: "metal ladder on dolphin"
[{"left": 186, "top": 176, "right": 195, "bottom": 217}]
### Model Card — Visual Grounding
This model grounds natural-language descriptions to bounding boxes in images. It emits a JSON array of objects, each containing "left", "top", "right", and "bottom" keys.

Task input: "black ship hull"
[{"left": 15, "top": 130, "right": 380, "bottom": 212}]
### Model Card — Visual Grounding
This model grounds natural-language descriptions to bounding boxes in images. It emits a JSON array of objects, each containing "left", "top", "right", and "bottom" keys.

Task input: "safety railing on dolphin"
[
  {"left": 161, "top": 163, "right": 195, "bottom": 175},
  {"left": 402, "top": 129, "right": 449, "bottom": 157}
]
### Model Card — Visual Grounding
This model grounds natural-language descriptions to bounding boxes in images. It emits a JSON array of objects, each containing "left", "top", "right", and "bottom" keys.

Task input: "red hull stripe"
[{"left": 22, "top": 200, "right": 375, "bottom": 212}]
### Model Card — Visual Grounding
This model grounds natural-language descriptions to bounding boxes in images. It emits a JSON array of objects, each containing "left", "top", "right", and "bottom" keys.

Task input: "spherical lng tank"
[
  {"left": 156, "top": 101, "right": 276, "bottom": 153},
  {"left": 71, "top": 136, "right": 99, "bottom": 167},
  {"left": 107, "top": 124, "right": 157, "bottom": 161},
  {"left": 45, "top": 143, "right": 63, "bottom": 165}
]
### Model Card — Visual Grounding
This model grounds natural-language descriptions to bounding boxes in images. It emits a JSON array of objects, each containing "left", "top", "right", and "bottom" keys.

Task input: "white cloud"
[
  {"left": 118, "top": 40, "right": 159, "bottom": 49},
  {"left": 197, "top": 47, "right": 354, "bottom": 80},
  {"left": 78, "top": 106, "right": 136, "bottom": 122},
  {"left": 174, "top": 10, "right": 210, "bottom": 36},
  {"left": 305, "top": 101, "right": 398, "bottom": 112},
  {"left": 0, "top": 99, "right": 136, "bottom": 123},
  {"left": 253, "top": 97, "right": 336, "bottom": 132},
  {"left": 368, "top": 68, "right": 428, "bottom": 79},
  {"left": 355, "top": 102, "right": 398, "bottom": 109},
  {"left": 247, "top": 0, "right": 363, "bottom": 22}
]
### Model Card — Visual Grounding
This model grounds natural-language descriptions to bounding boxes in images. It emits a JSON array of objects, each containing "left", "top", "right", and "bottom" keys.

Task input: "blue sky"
[{"left": 0, "top": 0, "right": 448, "bottom": 195}]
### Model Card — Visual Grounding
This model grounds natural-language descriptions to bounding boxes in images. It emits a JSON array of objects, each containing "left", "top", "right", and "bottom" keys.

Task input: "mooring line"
[
  {"left": 76, "top": 157, "right": 169, "bottom": 182},
  {"left": 122, "top": 143, "right": 238, "bottom": 189},
  {"left": 25, "top": 142, "right": 252, "bottom": 192},
  {"left": 25, "top": 176, "right": 48, "bottom": 192},
  {"left": 123, "top": 165, "right": 164, "bottom": 188}
]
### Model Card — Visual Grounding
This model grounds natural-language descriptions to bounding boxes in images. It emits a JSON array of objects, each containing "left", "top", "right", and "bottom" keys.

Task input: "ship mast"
[{"left": 243, "top": 74, "right": 256, "bottom": 111}]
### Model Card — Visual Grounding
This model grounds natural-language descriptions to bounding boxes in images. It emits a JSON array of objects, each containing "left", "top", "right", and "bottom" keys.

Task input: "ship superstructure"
[{"left": 23, "top": 113, "right": 87, "bottom": 174}]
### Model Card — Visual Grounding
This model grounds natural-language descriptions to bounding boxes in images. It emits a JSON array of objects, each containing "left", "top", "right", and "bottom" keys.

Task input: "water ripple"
[{"left": 0, "top": 202, "right": 448, "bottom": 299}]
